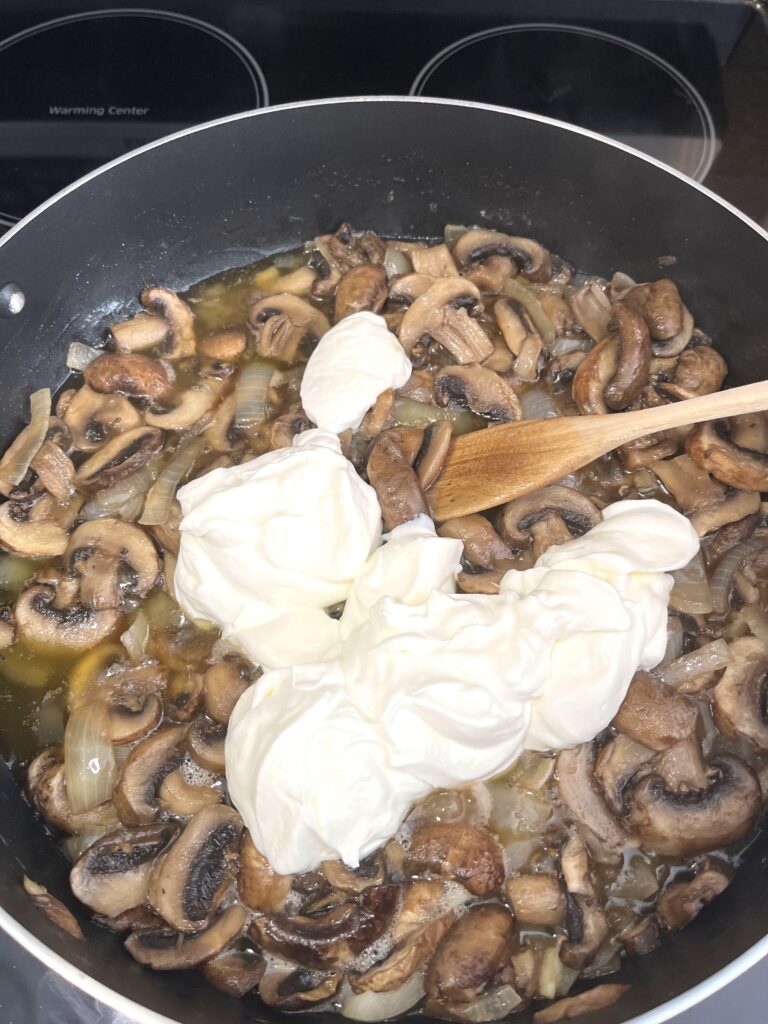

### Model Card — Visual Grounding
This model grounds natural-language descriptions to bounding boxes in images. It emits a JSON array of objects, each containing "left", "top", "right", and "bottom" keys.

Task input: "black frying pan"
[{"left": 0, "top": 97, "right": 765, "bottom": 1024}]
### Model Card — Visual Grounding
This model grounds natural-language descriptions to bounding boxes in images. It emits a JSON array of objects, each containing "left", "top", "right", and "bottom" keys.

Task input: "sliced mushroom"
[
  {"left": 498, "top": 486, "right": 600, "bottom": 558},
  {"left": 571, "top": 336, "right": 619, "bottom": 415},
  {"left": 249, "top": 294, "right": 330, "bottom": 364},
  {"left": 404, "top": 823, "right": 504, "bottom": 897},
  {"left": 62, "top": 385, "right": 143, "bottom": 452},
  {"left": 93, "top": 904, "right": 164, "bottom": 933},
  {"left": 200, "top": 950, "right": 265, "bottom": 997},
  {"left": 110, "top": 312, "right": 168, "bottom": 353},
  {"left": 556, "top": 744, "right": 627, "bottom": 850},
  {"left": 628, "top": 754, "right": 761, "bottom": 855},
  {"left": 437, "top": 514, "right": 513, "bottom": 569},
  {"left": 434, "top": 365, "right": 521, "bottom": 423},
  {"left": 619, "top": 915, "right": 660, "bottom": 957},
  {"left": 203, "top": 659, "right": 252, "bottom": 723},
  {"left": 26, "top": 749, "right": 118, "bottom": 834},
  {"left": 148, "top": 804, "right": 243, "bottom": 932},
  {"left": 656, "top": 734, "right": 709, "bottom": 792},
  {"left": 0, "top": 493, "right": 69, "bottom": 558},
  {"left": 108, "top": 694, "right": 163, "bottom": 744},
  {"left": 624, "top": 279, "right": 683, "bottom": 342},
  {"left": 658, "top": 860, "right": 731, "bottom": 929},
  {"left": 203, "top": 394, "right": 240, "bottom": 453},
  {"left": 334, "top": 264, "right": 388, "bottom": 321},
  {"left": 140, "top": 287, "right": 196, "bottom": 361},
  {"left": 66, "top": 518, "right": 159, "bottom": 611},
  {"left": 22, "top": 876, "right": 84, "bottom": 940},
  {"left": 198, "top": 328, "right": 247, "bottom": 363},
  {"left": 452, "top": 228, "right": 551, "bottom": 282},
  {"left": 351, "top": 913, "right": 454, "bottom": 994},
  {"left": 69, "top": 822, "right": 179, "bottom": 917},
  {"left": 425, "top": 904, "right": 515, "bottom": 1003},
  {"left": 164, "top": 670, "right": 205, "bottom": 723},
  {"left": 260, "top": 967, "right": 342, "bottom": 1009},
  {"left": 559, "top": 835, "right": 607, "bottom": 970},
  {"left": 411, "top": 244, "right": 459, "bottom": 279},
  {"left": 30, "top": 441, "right": 75, "bottom": 502},
  {"left": 652, "top": 452, "right": 724, "bottom": 514},
  {"left": 269, "top": 413, "right": 312, "bottom": 450},
  {"left": 415, "top": 420, "right": 452, "bottom": 490},
  {"left": 144, "top": 384, "right": 220, "bottom": 431},
  {"left": 532, "top": 984, "right": 629, "bottom": 1023},
  {"left": 594, "top": 735, "right": 655, "bottom": 814},
  {"left": 713, "top": 635, "right": 768, "bottom": 752},
  {"left": 398, "top": 278, "right": 493, "bottom": 363},
  {"left": 686, "top": 420, "right": 768, "bottom": 491},
  {"left": 657, "top": 345, "right": 727, "bottom": 401},
  {"left": 158, "top": 768, "right": 221, "bottom": 815},
  {"left": 239, "top": 832, "right": 293, "bottom": 913},
  {"left": 612, "top": 671, "right": 697, "bottom": 751},
  {"left": 389, "top": 273, "right": 436, "bottom": 306},
  {"left": 15, "top": 584, "right": 121, "bottom": 649},
  {"left": 74, "top": 427, "right": 164, "bottom": 491},
  {"left": 0, "top": 608, "right": 14, "bottom": 648},
  {"left": 187, "top": 717, "right": 226, "bottom": 773},
  {"left": 249, "top": 884, "right": 398, "bottom": 969},
  {"left": 691, "top": 489, "right": 761, "bottom": 537},
  {"left": 367, "top": 427, "right": 428, "bottom": 530},
  {"left": 603, "top": 303, "right": 651, "bottom": 411},
  {"left": 125, "top": 903, "right": 247, "bottom": 970},
  {"left": 466, "top": 254, "right": 515, "bottom": 293},
  {"left": 323, "top": 853, "right": 386, "bottom": 895},
  {"left": 504, "top": 873, "right": 565, "bottom": 928},
  {"left": 84, "top": 354, "right": 174, "bottom": 404},
  {"left": 113, "top": 725, "right": 186, "bottom": 825}
]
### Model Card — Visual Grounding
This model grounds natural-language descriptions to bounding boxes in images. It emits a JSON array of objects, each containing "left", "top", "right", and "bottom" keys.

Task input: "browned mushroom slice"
[
  {"left": 22, "top": 876, "right": 84, "bottom": 940},
  {"left": 713, "top": 635, "right": 768, "bottom": 752},
  {"left": 437, "top": 514, "right": 513, "bottom": 569},
  {"left": 498, "top": 486, "right": 600, "bottom": 559},
  {"left": 269, "top": 413, "right": 313, "bottom": 450},
  {"left": 452, "top": 228, "right": 551, "bottom": 282},
  {"left": 148, "top": 804, "right": 243, "bottom": 932},
  {"left": 203, "top": 659, "right": 252, "bottom": 723},
  {"left": 351, "top": 912, "right": 455, "bottom": 995},
  {"left": 656, "top": 734, "right": 709, "bottom": 792},
  {"left": 393, "top": 880, "right": 459, "bottom": 943},
  {"left": 686, "top": 420, "right": 768, "bottom": 491},
  {"left": 652, "top": 453, "right": 724, "bottom": 515},
  {"left": 249, "top": 884, "right": 398, "bottom": 969},
  {"left": 415, "top": 420, "right": 452, "bottom": 490},
  {"left": 249, "top": 293, "right": 330, "bottom": 364},
  {"left": 532, "top": 984, "right": 630, "bottom": 1023},
  {"left": 425, "top": 904, "right": 515, "bottom": 1003},
  {"left": 260, "top": 967, "right": 342, "bottom": 1009},
  {"left": 571, "top": 336, "right": 619, "bottom": 415},
  {"left": 504, "top": 873, "right": 565, "bottom": 928},
  {"left": 603, "top": 303, "right": 651, "bottom": 411},
  {"left": 63, "top": 385, "right": 144, "bottom": 455},
  {"left": 404, "top": 823, "right": 504, "bottom": 897},
  {"left": 411, "top": 243, "right": 459, "bottom": 279},
  {"left": 367, "top": 427, "right": 428, "bottom": 530},
  {"left": 144, "top": 384, "right": 220, "bottom": 431},
  {"left": 0, "top": 494, "right": 69, "bottom": 559},
  {"left": 198, "top": 328, "right": 247, "bottom": 363},
  {"left": 84, "top": 354, "right": 174, "bottom": 404},
  {"left": 456, "top": 569, "right": 506, "bottom": 595},
  {"left": 612, "top": 671, "right": 697, "bottom": 751},
  {"left": 30, "top": 441, "right": 75, "bottom": 502},
  {"left": 466, "top": 254, "right": 515, "bottom": 293},
  {"left": 398, "top": 278, "right": 493, "bottom": 363},
  {"left": 203, "top": 394, "right": 240, "bottom": 453},
  {"left": 569, "top": 281, "right": 612, "bottom": 342},
  {"left": 389, "top": 273, "right": 436, "bottom": 306},
  {"left": 187, "top": 716, "right": 226, "bottom": 773},
  {"left": 110, "top": 312, "right": 168, "bottom": 353},
  {"left": 657, "top": 345, "right": 727, "bottom": 401},
  {"left": 594, "top": 734, "right": 655, "bottom": 814},
  {"left": 108, "top": 694, "right": 163, "bottom": 745},
  {"left": 164, "top": 670, "right": 205, "bottom": 723},
  {"left": 69, "top": 822, "right": 179, "bottom": 917},
  {"left": 559, "top": 835, "right": 607, "bottom": 969},
  {"left": 75, "top": 427, "right": 164, "bottom": 491},
  {"left": 334, "top": 264, "right": 389, "bottom": 321},
  {"left": 624, "top": 278, "right": 683, "bottom": 341},
  {"left": 434, "top": 364, "right": 521, "bottom": 422},
  {"left": 239, "top": 832, "right": 293, "bottom": 913},
  {"left": 201, "top": 950, "right": 266, "bottom": 997},
  {"left": 66, "top": 518, "right": 159, "bottom": 611},
  {"left": 94, "top": 905, "right": 164, "bottom": 933},
  {"left": 125, "top": 903, "right": 247, "bottom": 970},
  {"left": 659, "top": 860, "right": 731, "bottom": 929},
  {"left": 628, "top": 754, "right": 761, "bottom": 855},
  {"left": 113, "top": 725, "right": 186, "bottom": 825},
  {"left": 15, "top": 584, "right": 121, "bottom": 650},
  {"left": 26, "top": 749, "right": 118, "bottom": 834},
  {"left": 556, "top": 744, "right": 627, "bottom": 850},
  {"left": 619, "top": 915, "right": 660, "bottom": 957},
  {"left": 323, "top": 853, "right": 386, "bottom": 894},
  {"left": 691, "top": 489, "right": 761, "bottom": 537},
  {"left": 140, "top": 287, "right": 196, "bottom": 361},
  {"left": 158, "top": 768, "right": 221, "bottom": 815}
]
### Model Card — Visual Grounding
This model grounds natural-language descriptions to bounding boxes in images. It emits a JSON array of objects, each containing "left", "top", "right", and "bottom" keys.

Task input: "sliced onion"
[
  {"left": 439, "top": 986, "right": 524, "bottom": 1023},
  {"left": 139, "top": 437, "right": 204, "bottom": 526},
  {"left": 81, "top": 459, "right": 159, "bottom": 521},
  {"left": 341, "top": 972, "right": 425, "bottom": 1021},
  {"left": 383, "top": 245, "right": 412, "bottom": 279},
  {"left": 61, "top": 825, "right": 112, "bottom": 863},
  {"left": 569, "top": 280, "right": 612, "bottom": 341},
  {"left": 443, "top": 224, "right": 468, "bottom": 246},
  {"left": 662, "top": 615, "right": 684, "bottom": 664},
  {"left": 610, "top": 271, "right": 637, "bottom": 299},
  {"left": 657, "top": 639, "right": 731, "bottom": 688},
  {"left": 64, "top": 700, "right": 117, "bottom": 814},
  {"left": 519, "top": 386, "right": 557, "bottom": 420},
  {"left": 710, "top": 536, "right": 768, "bottom": 614},
  {"left": 0, "top": 388, "right": 50, "bottom": 495},
  {"left": 66, "top": 341, "right": 102, "bottom": 371},
  {"left": 392, "top": 397, "right": 480, "bottom": 435},
  {"left": 550, "top": 335, "right": 591, "bottom": 356},
  {"left": 502, "top": 277, "right": 556, "bottom": 345},
  {"left": 235, "top": 360, "right": 273, "bottom": 431},
  {"left": 121, "top": 610, "right": 149, "bottom": 661},
  {"left": 669, "top": 552, "right": 714, "bottom": 614}
]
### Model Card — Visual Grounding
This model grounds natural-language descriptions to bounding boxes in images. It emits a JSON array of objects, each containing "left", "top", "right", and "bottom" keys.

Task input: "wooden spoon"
[{"left": 427, "top": 380, "right": 768, "bottom": 520}]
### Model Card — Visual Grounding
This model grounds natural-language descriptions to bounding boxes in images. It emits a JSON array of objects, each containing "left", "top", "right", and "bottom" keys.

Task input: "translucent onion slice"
[
  {"left": 383, "top": 246, "right": 412, "bottom": 279},
  {"left": 669, "top": 552, "right": 714, "bottom": 614},
  {"left": 502, "top": 277, "right": 556, "bottom": 345},
  {"left": 392, "top": 398, "right": 480, "bottom": 436},
  {"left": 81, "top": 459, "right": 159, "bottom": 521},
  {"left": 64, "top": 700, "right": 117, "bottom": 814},
  {"left": 139, "top": 437, "right": 204, "bottom": 526},
  {"left": 66, "top": 341, "right": 102, "bottom": 371},
  {"left": 662, "top": 615, "right": 684, "bottom": 664},
  {"left": 341, "top": 972, "right": 425, "bottom": 1021},
  {"left": 235, "top": 360, "right": 273, "bottom": 431},
  {"left": 439, "top": 985, "right": 524, "bottom": 1023},
  {"left": 550, "top": 335, "right": 591, "bottom": 356},
  {"left": 656, "top": 639, "right": 731, "bottom": 688},
  {"left": 121, "top": 610, "right": 150, "bottom": 661},
  {"left": 710, "top": 536, "right": 768, "bottom": 614},
  {"left": 0, "top": 388, "right": 51, "bottom": 496},
  {"left": 519, "top": 386, "right": 558, "bottom": 420},
  {"left": 61, "top": 825, "right": 112, "bottom": 863}
]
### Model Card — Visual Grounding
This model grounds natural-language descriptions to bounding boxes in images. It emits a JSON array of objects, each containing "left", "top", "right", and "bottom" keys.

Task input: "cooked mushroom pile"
[{"left": 2, "top": 222, "right": 768, "bottom": 1023}]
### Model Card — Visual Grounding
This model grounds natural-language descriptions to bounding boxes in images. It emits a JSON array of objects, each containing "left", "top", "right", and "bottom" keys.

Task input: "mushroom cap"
[
  {"left": 594, "top": 734, "right": 655, "bottom": 814},
  {"left": 624, "top": 279, "right": 684, "bottom": 343},
  {"left": 452, "top": 228, "right": 551, "bottom": 282},
  {"left": 66, "top": 518, "right": 159, "bottom": 611},
  {"left": 200, "top": 950, "right": 265, "bottom": 997},
  {"left": 259, "top": 967, "right": 342, "bottom": 1009},
  {"left": 113, "top": 724, "right": 186, "bottom": 825},
  {"left": 238, "top": 832, "right": 293, "bottom": 913},
  {"left": 403, "top": 822, "right": 504, "bottom": 897},
  {"left": 628, "top": 754, "right": 761, "bottom": 855},
  {"left": 398, "top": 278, "right": 492, "bottom": 363},
  {"left": 434, "top": 364, "right": 521, "bottom": 423},
  {"left": 713, "top": 635, "right": 768, "bottom": 752},
  {"left": 125, "top": 903, "right": 247, "bottom": 970},
  {"left": 498, "top": 486, "right": 600, "bottom": 549},
  {"left": 62, "top": 385, "right": 142, "bottom": 452},
  {"left": 198, "top": 329, "right": 247, "bottom": 363},
  {"left": 15, "top": 584, "right": 121, "bottom": 650},
  {"left": 603, "top": 303, "right": 651, "bottom": 411},
  {"left": 334, "top": 264, "right": 388, "bottom": 322},
  {"left": 187, "top": 716, "right": 226, "bottom": 773},
  {"left": 84, "top": 354, "right": 174, "bottom": 403},
  {"left": 350, "top": 912, "right": 454, "bottom": 994},
  {"left": 612, "top": 671, "right": 698, "bottom": 751},
  {"left": 425, "top": 904, "right": 515, "bottom": 1003},
  {"left": 504, "top": 873, "right": 565, "bottom": 929},
  {"left": 657, "top": 345, "right": 727, "bottom": 400},
  {"left": 572, "top": 336, "right": 619, "bottom": 415},
  {"left": 249, "top": 293, "right": 330, "bottom": 364},
  {"left": 686, "top": 420, "right": 768, "bottom": 491},
  {"left": 74, "top": 426, "right": 164, "bottom": 491},
  {"left": 140, "top": 287, "right": 196, "bottom": 361},
  {"left": 437, "top": 514, "right": 513, "bottom": 570},
  {"left": 367, "top": 427, "right": 428, "bottom": 531},
  {"left": 0, "top": 494, "right": 68, "bottom": 559}
]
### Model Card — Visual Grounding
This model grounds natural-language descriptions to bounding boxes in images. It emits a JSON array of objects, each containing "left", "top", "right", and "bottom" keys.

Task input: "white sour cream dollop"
[
  {"left": 226, "top": 499, "right": 699, "bottom": 874},
  {"left": 174, "top": 429, "right": 381, "bottom": 669},
  {"left": 300, "top": 311, "right": 412, "bottom": 433}
]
